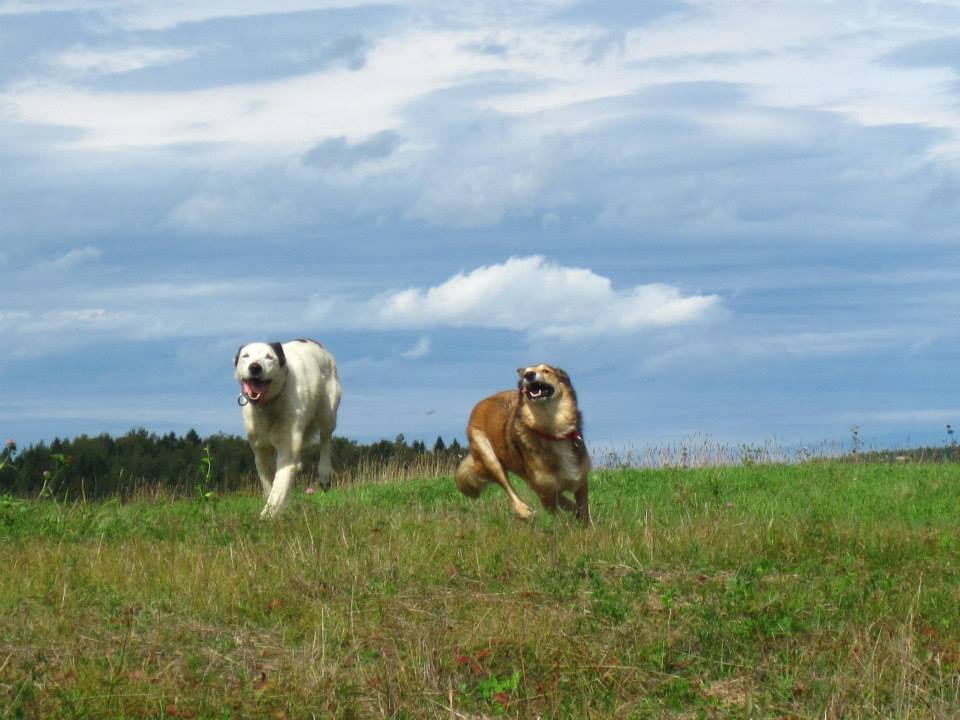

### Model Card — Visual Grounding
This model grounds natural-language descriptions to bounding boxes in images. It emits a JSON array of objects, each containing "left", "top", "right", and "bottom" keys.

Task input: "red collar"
[{"left": 531, "top": 428, "right": 583, "bottom": 444}]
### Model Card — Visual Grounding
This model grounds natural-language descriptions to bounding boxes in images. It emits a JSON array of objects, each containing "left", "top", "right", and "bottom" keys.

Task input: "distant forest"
[
  {"left": 0, "top": 429, "right": 465, "bottom": 500},
  {"left": 4, "top": 428, "right": 958, "bottom": 502}
]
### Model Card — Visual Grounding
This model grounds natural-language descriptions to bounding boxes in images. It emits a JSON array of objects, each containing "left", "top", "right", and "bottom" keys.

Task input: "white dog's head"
[{"left": 234, "top": 342, "right": 287, "bottom": 406}]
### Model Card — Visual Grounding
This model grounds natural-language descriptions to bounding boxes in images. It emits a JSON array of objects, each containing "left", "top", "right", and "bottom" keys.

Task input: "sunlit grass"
[{"left": 2, "top": 462, "right": 959, "bottom": 718}]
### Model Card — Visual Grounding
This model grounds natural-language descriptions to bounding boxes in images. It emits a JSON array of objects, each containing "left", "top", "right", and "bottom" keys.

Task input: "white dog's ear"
[
  {"left": 270, "top": 342, "right": 287, "bottom": 367},
  {"left": 234, "top": 345, "right": 244, "bottom": 367}
]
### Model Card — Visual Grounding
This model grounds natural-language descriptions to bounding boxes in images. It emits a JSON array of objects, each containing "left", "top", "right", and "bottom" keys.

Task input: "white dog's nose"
[{"left": 249, "top": 362, "right": 263, "bottom": 375}]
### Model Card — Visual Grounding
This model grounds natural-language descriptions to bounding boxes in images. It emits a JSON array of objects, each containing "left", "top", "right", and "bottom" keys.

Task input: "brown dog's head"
[{"left": 516, "top": 364, "right": 575, "bottom": 405}]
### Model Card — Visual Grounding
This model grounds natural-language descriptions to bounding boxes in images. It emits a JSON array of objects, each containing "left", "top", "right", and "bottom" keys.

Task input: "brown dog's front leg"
[
  {"left": 575, "top": 482, "right": 591, "bottom": 526},
  {"left": 538, "top": 488, "right": 578, "bottom": 515},
  {"left": 468, "top": 429, "right": 532, "bottom": 520}
]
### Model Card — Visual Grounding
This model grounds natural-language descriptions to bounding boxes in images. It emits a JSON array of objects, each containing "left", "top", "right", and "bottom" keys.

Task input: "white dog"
[{"left": 234, "top": 339, "right": 341, "bottom": 517}]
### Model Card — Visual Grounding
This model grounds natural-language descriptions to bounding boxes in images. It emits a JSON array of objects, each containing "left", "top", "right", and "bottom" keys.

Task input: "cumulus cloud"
[{"left": 310, "top": 256, "right": 722, "bottom": 338}]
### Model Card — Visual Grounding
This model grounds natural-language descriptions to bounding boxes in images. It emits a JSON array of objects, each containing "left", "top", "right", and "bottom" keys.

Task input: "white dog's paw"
[{"left": 260, "top": 503, "right": 280, "bottom": 519}]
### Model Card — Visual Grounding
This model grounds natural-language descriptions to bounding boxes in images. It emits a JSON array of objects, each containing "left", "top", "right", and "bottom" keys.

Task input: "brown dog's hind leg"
[{"left": 467, "top": 428, "right": 533, "bottom": 520}]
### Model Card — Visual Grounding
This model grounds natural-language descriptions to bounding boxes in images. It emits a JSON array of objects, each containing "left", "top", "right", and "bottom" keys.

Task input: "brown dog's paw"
[{"left": 512, "top": 501, "right": 533, "bottom": 520}]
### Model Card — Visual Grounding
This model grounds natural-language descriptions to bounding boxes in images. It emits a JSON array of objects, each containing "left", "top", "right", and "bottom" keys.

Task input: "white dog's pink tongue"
[{"left": 243, "top": 380, "right": 263, "bottom": 401}]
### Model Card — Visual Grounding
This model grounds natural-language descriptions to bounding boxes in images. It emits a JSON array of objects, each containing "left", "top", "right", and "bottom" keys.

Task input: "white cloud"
[
  {"left": 89, "top": 281, "right": 257, "bottom": 301},
  {"left": 166, "top": 194, "right": 236, "bottom": 233},
  {"left": 839, "top": 409, "right": 960, "bottom": 424},
  {"left": 409, "top": 161, "right": 552, "bottom": 228},
  {"left": 1, "top": 28, "right": 501, "bottom": 150},
  {"left": 34, "top": 246, "right": 102, "bottom": 271},
  {"left": 736, "top": 329, "right": 911, "bottom": 358},
  {"left": 49, "top": 46, "right": 200, "bottom": 75},
  {"left": 106, "top": 0, "right": 386, "bottom": 31},
  {"left": 0, "top": 0, "right": 384, "bottom": 29},
  {"left": 310, "top": 256, "right": 722, "bottom": 338},
  {"left": 3, "top": 0, "right": 958, "bottom": 246},
  {"left": 0, "top": 311, "right": 31, "bottom": 329},
  {"left": 0, "top": 274, "right": 323, "bottom": 355},
  {"left": 0, "top": 395, "right": 230, "bottom": 425},
  {"left": 15, "top": 308, "right": 136, "bottom": 335},
  {"left": 400, "top": 336, "right": 431, "bottom": 359},
  {"left": 0, "top": 1, "right": 97, "bottom": 14}
]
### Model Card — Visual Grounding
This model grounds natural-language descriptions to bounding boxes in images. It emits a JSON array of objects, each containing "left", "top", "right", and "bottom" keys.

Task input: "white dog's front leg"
[
  {"left": 252, "top": 445, "right": 277, "bottom": 497},
  {"left": 261, "top": 443, "right": 302, "bottom": 518}
]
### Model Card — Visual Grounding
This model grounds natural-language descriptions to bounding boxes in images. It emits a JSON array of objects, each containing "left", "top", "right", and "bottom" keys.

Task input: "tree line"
[{"left": 0, "top": 429, "right": 465, "bottom": 500}]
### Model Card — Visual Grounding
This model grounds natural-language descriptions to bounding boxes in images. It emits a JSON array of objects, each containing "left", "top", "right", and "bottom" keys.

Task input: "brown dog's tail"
[{"left": 455, "top": 455, "right": 489, "bottom": 498}]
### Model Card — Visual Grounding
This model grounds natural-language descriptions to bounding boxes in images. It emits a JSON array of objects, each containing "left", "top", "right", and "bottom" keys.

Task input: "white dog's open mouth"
[
  {"left": 242, "top": 378, "right": 271, "bottom": 403},
  {"left": 524, "top": 380, "right": 555, "bottom": 401}
]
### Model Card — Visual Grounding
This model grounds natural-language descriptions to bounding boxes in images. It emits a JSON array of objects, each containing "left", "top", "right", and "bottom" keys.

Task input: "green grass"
[{"left": 2, "top": 462, "right": 959, "bottom": 718}]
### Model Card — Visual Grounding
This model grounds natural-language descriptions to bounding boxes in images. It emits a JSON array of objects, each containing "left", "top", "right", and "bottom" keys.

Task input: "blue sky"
[{"left": 2, "top": 0, "right": 959, "bottom": 453}]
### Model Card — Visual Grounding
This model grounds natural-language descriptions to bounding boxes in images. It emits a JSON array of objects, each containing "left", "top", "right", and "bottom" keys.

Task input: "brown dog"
[{"left": 455, "top": 364, "right": 591, "bottom": 524}]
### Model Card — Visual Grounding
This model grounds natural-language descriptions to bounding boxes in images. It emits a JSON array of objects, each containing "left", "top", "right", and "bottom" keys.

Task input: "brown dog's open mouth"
[
  {"left": 242, "top": 378, "right": 271, "bottom": 403},
  {"left": 524, "top": 381, "right": 555, "bottom": 401}
]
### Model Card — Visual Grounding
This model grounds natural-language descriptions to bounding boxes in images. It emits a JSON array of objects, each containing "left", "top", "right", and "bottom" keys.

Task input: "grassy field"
[{"left": 2, "top": 461, "right": 959, "bottom": 719}]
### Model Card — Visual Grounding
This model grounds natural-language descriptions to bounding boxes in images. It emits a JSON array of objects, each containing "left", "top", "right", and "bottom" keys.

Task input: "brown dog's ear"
[
  {"left": 516, "top": 367, "right": 525, "bottom": 376},
  {"left": 553, "top": 366, "right": 571, "bottom": 385},
  {"left": 270, "top": 342, "right": 287, "bottom": 367},
  {"left": 234, "top": 346, "right": 243, "bottom": 367}
]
